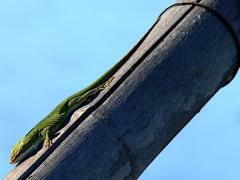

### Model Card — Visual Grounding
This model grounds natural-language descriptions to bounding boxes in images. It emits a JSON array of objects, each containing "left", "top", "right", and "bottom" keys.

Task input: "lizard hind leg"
[{"left": 68, "top": 88, "right": 100, "bottom": 108}]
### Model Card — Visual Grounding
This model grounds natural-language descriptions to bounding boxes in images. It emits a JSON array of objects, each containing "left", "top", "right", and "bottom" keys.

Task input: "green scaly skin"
[
  {"left": 9, "top": 16, "right": 160, "bottom": 164},
  {"left": 8, "top": 57, "right": 132, "bottom": 165},
  {"left": 9, "top": 83, "right": 107, "bottom": 164}
]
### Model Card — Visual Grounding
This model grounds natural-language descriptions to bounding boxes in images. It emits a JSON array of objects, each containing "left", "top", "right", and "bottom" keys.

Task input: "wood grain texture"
[{"left": 4, "top": 0, "right": 240, "bottom": 179}]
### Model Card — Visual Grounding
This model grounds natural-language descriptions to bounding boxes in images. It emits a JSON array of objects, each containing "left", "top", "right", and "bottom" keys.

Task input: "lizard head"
[{"left": 9, "top": 130, "right": 42, "bottom": 164}]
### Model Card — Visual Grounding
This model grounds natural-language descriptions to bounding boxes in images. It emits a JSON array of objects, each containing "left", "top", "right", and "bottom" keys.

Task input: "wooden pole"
[{"left": 5, "top": 0, "right": 240, "bottom": 179}]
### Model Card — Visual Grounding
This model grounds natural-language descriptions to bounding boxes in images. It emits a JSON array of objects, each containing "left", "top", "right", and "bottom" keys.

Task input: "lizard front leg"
[{"left": 41, "top": 127, "right": 52, "bottom": 148}]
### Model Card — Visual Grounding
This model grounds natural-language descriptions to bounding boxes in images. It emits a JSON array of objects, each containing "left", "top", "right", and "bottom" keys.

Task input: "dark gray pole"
[{"left": 5, "top": 0, "right": 240, "bottom": 179}]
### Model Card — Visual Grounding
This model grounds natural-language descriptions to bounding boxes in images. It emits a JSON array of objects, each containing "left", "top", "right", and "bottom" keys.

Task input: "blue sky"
[{"left": 1, "top": 0, "right": 240, "bottom": 179}]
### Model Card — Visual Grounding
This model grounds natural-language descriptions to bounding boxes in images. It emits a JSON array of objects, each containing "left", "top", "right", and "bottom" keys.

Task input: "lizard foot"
[
  {"left": 105, "top": 76, "right": 115, "bottom": 87},
  {"left": 99, "top": 76, "right": 115, "bottom": 90},
  {"left": 43, "top": 139, "right": 52, "bottom": 148}
]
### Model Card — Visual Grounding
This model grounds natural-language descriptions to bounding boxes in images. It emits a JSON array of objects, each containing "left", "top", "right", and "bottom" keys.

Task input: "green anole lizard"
[{"left": 9, "top": 16, "right": 160, "bottom": 164}]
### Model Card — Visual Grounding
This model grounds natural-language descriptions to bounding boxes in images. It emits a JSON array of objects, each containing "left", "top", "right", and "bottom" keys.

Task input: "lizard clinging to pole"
[{"left": 9, "top": 16, "right": 161, "bottom": 164}]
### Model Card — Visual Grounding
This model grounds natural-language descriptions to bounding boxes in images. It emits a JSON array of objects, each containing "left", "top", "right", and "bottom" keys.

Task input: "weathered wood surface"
[{"left": 4, "top": 0, "right": 240, "bottom": 179}]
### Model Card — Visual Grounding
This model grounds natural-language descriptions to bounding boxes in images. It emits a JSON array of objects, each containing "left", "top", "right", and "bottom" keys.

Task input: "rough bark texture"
[{"left": 5, "top": 0, "right": 240, "bottom": 179}]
